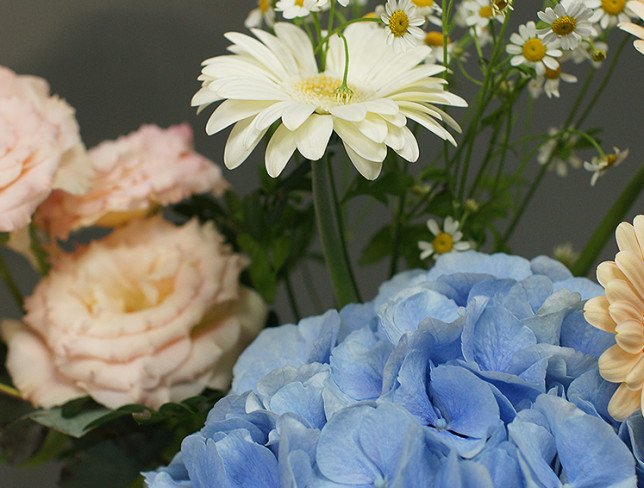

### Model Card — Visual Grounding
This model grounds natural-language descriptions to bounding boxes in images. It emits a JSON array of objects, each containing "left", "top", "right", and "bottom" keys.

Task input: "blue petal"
[
  {"left": 428, "top": 251, "right": 532, "bottom": 281},
  {"left": 530, "top": 255, "right": 572, "bottom": 282},
  {"left": 560, "top": 309, "right": 615, "bottom": 358},
  {"left": 553, "top": 277, "right": 604, "bottom": 300}
]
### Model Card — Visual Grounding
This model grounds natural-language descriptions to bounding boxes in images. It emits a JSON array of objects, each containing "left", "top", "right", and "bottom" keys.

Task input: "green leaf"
[
  {"left": 28, "top": 407, "right": 111, "bottom": 438},
  {"left": 237, "top": 233, "right": 277, "bottom": 301},
  {"left": 271, "top": 236, "right": 292, "bottom": 271}
]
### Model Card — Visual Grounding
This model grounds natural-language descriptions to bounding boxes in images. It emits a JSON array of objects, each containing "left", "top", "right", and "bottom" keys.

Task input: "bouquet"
[{"left": 0, "top": 0, "right": 642, "bottom": 486}]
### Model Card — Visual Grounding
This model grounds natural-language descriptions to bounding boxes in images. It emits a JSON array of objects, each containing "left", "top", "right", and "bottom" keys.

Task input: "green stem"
[
  {"left": 284, "top": 272, "right": 302, "bottom": 321},
  {"left": 575, "top": 35, "right": 629, "bottom": 128},
  {"left": 29, "top": 224, "right": 50, "bottom": 275},
  {"left": 563, "top": 65, "right": 594, "bottom": 128},
  {"left": 0, "top": 382, "right": 22, "bottom": 400},
  {"left": 467, "top": 116, "right": 502, "bottom": 198},
  {"left": 389, "top": 172, "right": 408, "bottom": 278},
  {"left": 0, "top": 251, "right": 22, "bottom": 309},
  {"left": 491, "top": 100, "right": 514, "bottom": 197},
  {"left": 572, "top": 166, "right": 644, "bottom": 276},
  {"left": 311, "top": 154, "right": 361, "bottom": 307}
]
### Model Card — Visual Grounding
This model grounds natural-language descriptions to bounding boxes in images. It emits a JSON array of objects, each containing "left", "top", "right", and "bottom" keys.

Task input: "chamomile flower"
[
  {"left": 418, "top": 216, "right": 471, "bottom": 260},
  {"left": 276, "top": 0, "right": 328, "bottom": 19},
  {"left": 619, "top": 0, "right": 644, "bottom": 54},
  {"left": 491, "top": 0, "right": 513, "bottom": 15},
  {"left": 587, "top": 0, "right": 637, "bottom": 29},
  {"left": 423, "top": 31, "right": 460, "bottom": 64},
  {"left": 245, "top": 0, "right": 276, "bottom": 28},
  {"left": 461, "top": 0, "right": 502, "bottom": 29},
  {"left": 193, "top": 23, "right": 466, "bottom": 180},
  {"left": 506, "top": 22, "right": 562, "bottom": 76},
  {"left": 538, "top": 0, "right": 597, "bottom": 50},
  {"left": 411, "top": 0, "right": 442, "bottom": 26},
  {"left": 566, "top": 41, "right": 608, "bottom": 68},
  {"left": 583, "top": 147, "right": 629, "bottom": 186},
  {"left": 381, "top": 0, "right": 426, "bottom": 53},
  {"left": 537, "top": 128, "right": 582, "bottom": 177},
  {"left": 553, "top": 242, "right": 579, "bottom": 269},
  {"left": 536, "top": 66, "right": 578, "bottom": 98}
]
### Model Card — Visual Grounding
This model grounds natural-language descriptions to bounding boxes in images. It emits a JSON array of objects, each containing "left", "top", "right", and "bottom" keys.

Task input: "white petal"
[
  {"left": 295, "top": 115, "right": 333, "bottom": 161},
  {"left": 265, "top": 124, "right": 298, "bottom": 177},
  {"left": 224, "top": 116, "right": 268, "bottom": 169},
  {"left": 334, "top": 119, "right": 387, "bottom": 162},
  {"left": 342, "top": 143, "right": 383, "bottom": 180},
  {"left": 282, "top": 103, "right": 316, "bottom": 131},
  {"left": 206, "top": 99, "right": 273, "bottom": 135}
]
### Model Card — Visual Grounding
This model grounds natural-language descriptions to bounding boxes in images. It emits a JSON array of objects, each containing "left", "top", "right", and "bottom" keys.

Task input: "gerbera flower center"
[
  {"left": 389, "top": 10, "right": 410, "bottom": 37},
  {"left": 259, "top": 0, "right": 270, "bottom": 12},
  {"left": 293, "top": 74, "right": 361, "bottom": 111},
  {"left": 412, "top": 0, "right": 435, "bottom": 7},
  {"left": 522, "top": 38, "right": 546, "bottom": 62},
  {"left": 601, "top": 0, "right": 625, "bottom": 14},
  {"left": 551, "top": 16, "right": 577, "bottom": 35},
  {"left": 432, "top": 232, "right": 454, "bottom": 254},
  {"left": 424, "top": 31, "right": 446, "bottom": 47},
  {"left": 479, "top": 5, "right": 494, "bottom": 18},
  {"left": 545, "top": 66, "right": 561, "bottom": 79}
]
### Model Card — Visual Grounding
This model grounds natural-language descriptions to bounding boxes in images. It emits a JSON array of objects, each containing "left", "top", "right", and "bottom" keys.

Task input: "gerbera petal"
[
  {"left": 615, "top": 319, "right": 644, "bottom": 355},
  {"left": 596, "top": 261, "right": 626, "bottom": 287},
  {"left": 608, "top": 383, "right": 642, "bottom": 420},
  {"left": 615, "top": 251, "right": 644, "bottom": 302},
  {"left": 295, "top": 115, "right": 333, "bottom": 161},
  {"left": 599, "top": 344, "right": 640, "bottom": 383},
  {"left": 282, "top": 103, "right": 316, "bottom": 131},
  {"left": 342, "top": 143, "right": 383, "bottom": 180},
  {"left": 206, "top": 100, "right": 274, "bottom": 135},
  {"left": 334, "top": 120, "right": 387, "bottom": 162},
  {"left": 224, "top": 117, "right": 268, "bottom": 169},
  {"left": 265, "top": 124, "right": 298, "bottom": 177}
]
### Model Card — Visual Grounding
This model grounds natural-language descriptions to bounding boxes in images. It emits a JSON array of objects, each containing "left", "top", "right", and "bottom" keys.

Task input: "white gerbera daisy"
[
  {"left": 619, "top": 0, "right": 644, "bottom": 54},
  {"left": 410, "top": 0, "right": 442, "bottom": 26},
  {"left": 537, "top": 0, "right": 596, "bottom": 50},
  {"left": 506, "top": 21, "right": 562, "bottom": 76},
  {"left": 418, "top": 216, "right": 471, "bottom": 260},
  {"left": 583, "top": 147, "right": 629, "bottom": 186},
  {"left": 381, "top": 0, "right": 426, "bottom": 53},
  {"left": 193, "top": 23, "right": 466, "bottom": 180},
  {"left": 245, "top": 0, "right": 276, "bottom": 28},
  {"left": 276, "top": 0, "right": 328, "bottom": 19},
  {"left": 587, "top": 0, "right": 637, "bottom": 29}
]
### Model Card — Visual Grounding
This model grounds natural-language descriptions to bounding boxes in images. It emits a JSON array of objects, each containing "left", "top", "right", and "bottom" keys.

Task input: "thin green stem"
[
  {"left": 563, "top": 66, "right": 594, "bottom": 128},
  {"left": 491, "top": 101, "right": 514, "bottom": 197},
  {"left": 311, "top": 154, "right": 361, "bottom": 307},
  {"left": 575, "top": 35, "right": 629, "bottom": 128},
  {"left": 467, "top": 117, "right": 502, "bottom": 198},
  {"left": 389, "top": 167, "right": 408, "bottom": 278},
  {"left": 0, "top": 251, "right": 23, "bottom": 310},
  {"left": 0, "top": 382, "right": 21, "bottom": 400},
  {"left": 284, "top": 272, "right": 302, "bottom": 321},
  {"left": 573, "top": 166, "right": 644, "bottom": 276},
  {"left": 29, "top": 223, "right": 50, "bottom": 275}
]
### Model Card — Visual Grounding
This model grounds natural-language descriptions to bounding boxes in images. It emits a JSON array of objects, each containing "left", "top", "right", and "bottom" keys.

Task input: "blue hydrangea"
[{"left": 147, "top": 252, "right": 639, "bottom": 487}]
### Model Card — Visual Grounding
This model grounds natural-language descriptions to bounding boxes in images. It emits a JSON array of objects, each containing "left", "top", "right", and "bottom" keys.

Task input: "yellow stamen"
[
  {"left": 293, "top": 74, "right": 360, "bottom": 110},
  {"left": 389, "top": 10, "right": 410, "bottom": 37},
  {"left": 522, "top": 38, "right": 546, "bottom": 62},
  {"left": 601, "top": 0, "right": 625, "bottom": 15},
  {"left": 295, "top": 0, "right": 304, "bottom": 6},
  {"left": 479, "top": 5, "right": 494, "bottom": 18},
  {"left": 259, "top": 0, "right": 270, "bottom": 12},
  {"left": 412, "top": 0, "right": 435, "bottom": 7},
  {"left": 424, "top": 31, "right": 446, "bottom": 47},
  {"left": 545, "top": 66, "right": 561, "bottom": 79},
  {"left": 551, "top": 16, "right": 577, "bottom": 36},
  {"left": 432, "top": 232, "right": 454, "bottom": 254}
]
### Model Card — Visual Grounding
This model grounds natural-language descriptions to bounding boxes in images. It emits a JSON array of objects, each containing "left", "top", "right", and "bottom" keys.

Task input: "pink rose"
[
  {"left": 36, "top": 124, "right": 229, "bottom": 240},
  {"left": 1, "top": 216, "right": 266, "bottom": 409},
  {"left": 0, "top": 66, "right": 89, "bottom": 232}
]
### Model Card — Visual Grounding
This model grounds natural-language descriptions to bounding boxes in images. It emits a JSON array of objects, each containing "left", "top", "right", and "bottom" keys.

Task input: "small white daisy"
[
  {"left": 566, "top": 41, "right": 608, "bottom": 68},
  {"left": 619, "top": 0, "right": 644, "bottom": 55},
  {"left": 528, "top": 78, "right": 543, "bottom": 99},
  {"left": 381, "top": 0, "right": 426, "bottom": 53},
  {"left": 411, "top": 0, "right": 443, "bottom": 26},
  {"left": 553, "top": 242, "right": 579, "bottom": 269},
  {"left": 532, "top": 65, "right": 578, "bottom": 98},
  {"left": 418, "top": 216, "right": 471, "bottom": 260},
  {"left": 506, "top": 21, "right": 562, "bottom": 76},
  {"left": 583, "top": 147, "right": 629, "bottom": 186},
  {"left": 423, "top": 31, "right": 463, "bottom": 65},
  {"left": 461, "top": 0, "right": 502, "bottom": 29},
  {"left": 245, "top": 0, "right": 276, "bottom": 28},
  {"left": 586, "top": 0, "right": 638, "bottom": 29},
  {"left": 537, "top": 128, "right": 582, "bottom": 177},
  {"left": 276, "top": 0, "right": 328, "bottom": 19},
  {"left": 538, "top": 0, "right": 597, "bottom": 50}
]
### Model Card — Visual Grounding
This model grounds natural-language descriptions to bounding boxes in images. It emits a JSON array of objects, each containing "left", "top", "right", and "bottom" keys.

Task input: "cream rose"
[
  {"left": 1, "top": 216, "right": 266, "bottom": 409},
  {"left": 36, "top": 124, "right": 229, "bottom": 240},
  {"left": 0, "top": 66, "right": 89, "bottom": 232}
]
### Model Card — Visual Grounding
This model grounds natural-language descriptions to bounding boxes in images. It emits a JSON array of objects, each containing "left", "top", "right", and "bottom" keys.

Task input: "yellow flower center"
[
  {"left": 432, "top": 232, "right": 454, "bottom": 254},
  {"left": 412, "top": 0, "right": 435, "bottom": 7},
  {"left": 424, "top": 31, "right": 446, "bottom": 47},
  {"left": 363, "top": 11, "right": 378, "bottom": 18},
  {"left": 295, "top": 0, "right": 304, "bottom": 6},
  {"left": 551, "top": 16, "right": 577, "bottom": 35},
  {"left": 604, "top": 153, "right": 619, "bottom": 166},
  {"left": 479, "top": 5, "right": 494, "bottom": 18},
  {"left": 493, "top": 0, "right": 510, "bottom": 12},
  {"left": 522, "top": 38, "right": 546, "bottom": 62},
  {"left": 545, "top": 66, "right": 561, "bottom": 79},
  {"left": 601, "top": 0, "right": 625, "bottom": 14},
  {"left": 389, "top": 10, "right": 410, "bottom": 37},
  {"left": 293, "top": 75, "right": 361, "bottom": 111},
  {"left": 259, "top": 0, "right": 270, "bottom": 12}
]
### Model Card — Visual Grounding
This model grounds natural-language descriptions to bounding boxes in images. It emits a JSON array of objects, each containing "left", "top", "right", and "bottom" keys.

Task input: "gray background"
[{"left": 0, "top": 0, "right": 642, "bottom": 486}]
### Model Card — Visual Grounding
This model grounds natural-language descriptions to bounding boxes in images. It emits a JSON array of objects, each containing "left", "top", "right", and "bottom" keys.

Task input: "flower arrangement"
[{"left": 0, "top": 0, "right": 642, "bottom": 486}]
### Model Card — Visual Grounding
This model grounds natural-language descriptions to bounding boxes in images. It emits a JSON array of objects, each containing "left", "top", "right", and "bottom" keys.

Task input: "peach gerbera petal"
[
  {"left": 584, "top": 296, "right": 617, "bottom": 333},
  {"left": 625, "top": 355, "right": 644, "bottom": 390},
  {"left": 615, "top": 251, "right": 644, "bottom": 302},
  {"left": 615, "top": 319, "right": 644, "bottom": 354},
  {"left": 596, "top": 261, "right": 626, "bottom": 287},
  {"left": 616, "top": 220, "right": 642, "bottom": 255},
  {"left": 599, "top": 344, "right": 640, "bottom": 383},
  {"left": 608, "top": 383, "right": 642, "bottom": 421},
  {"left": 606, "top": 279, "right": 644, "bottom": 312},
  {"left": 609, "top": 300, "right": 641, "bottom": 324}
]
